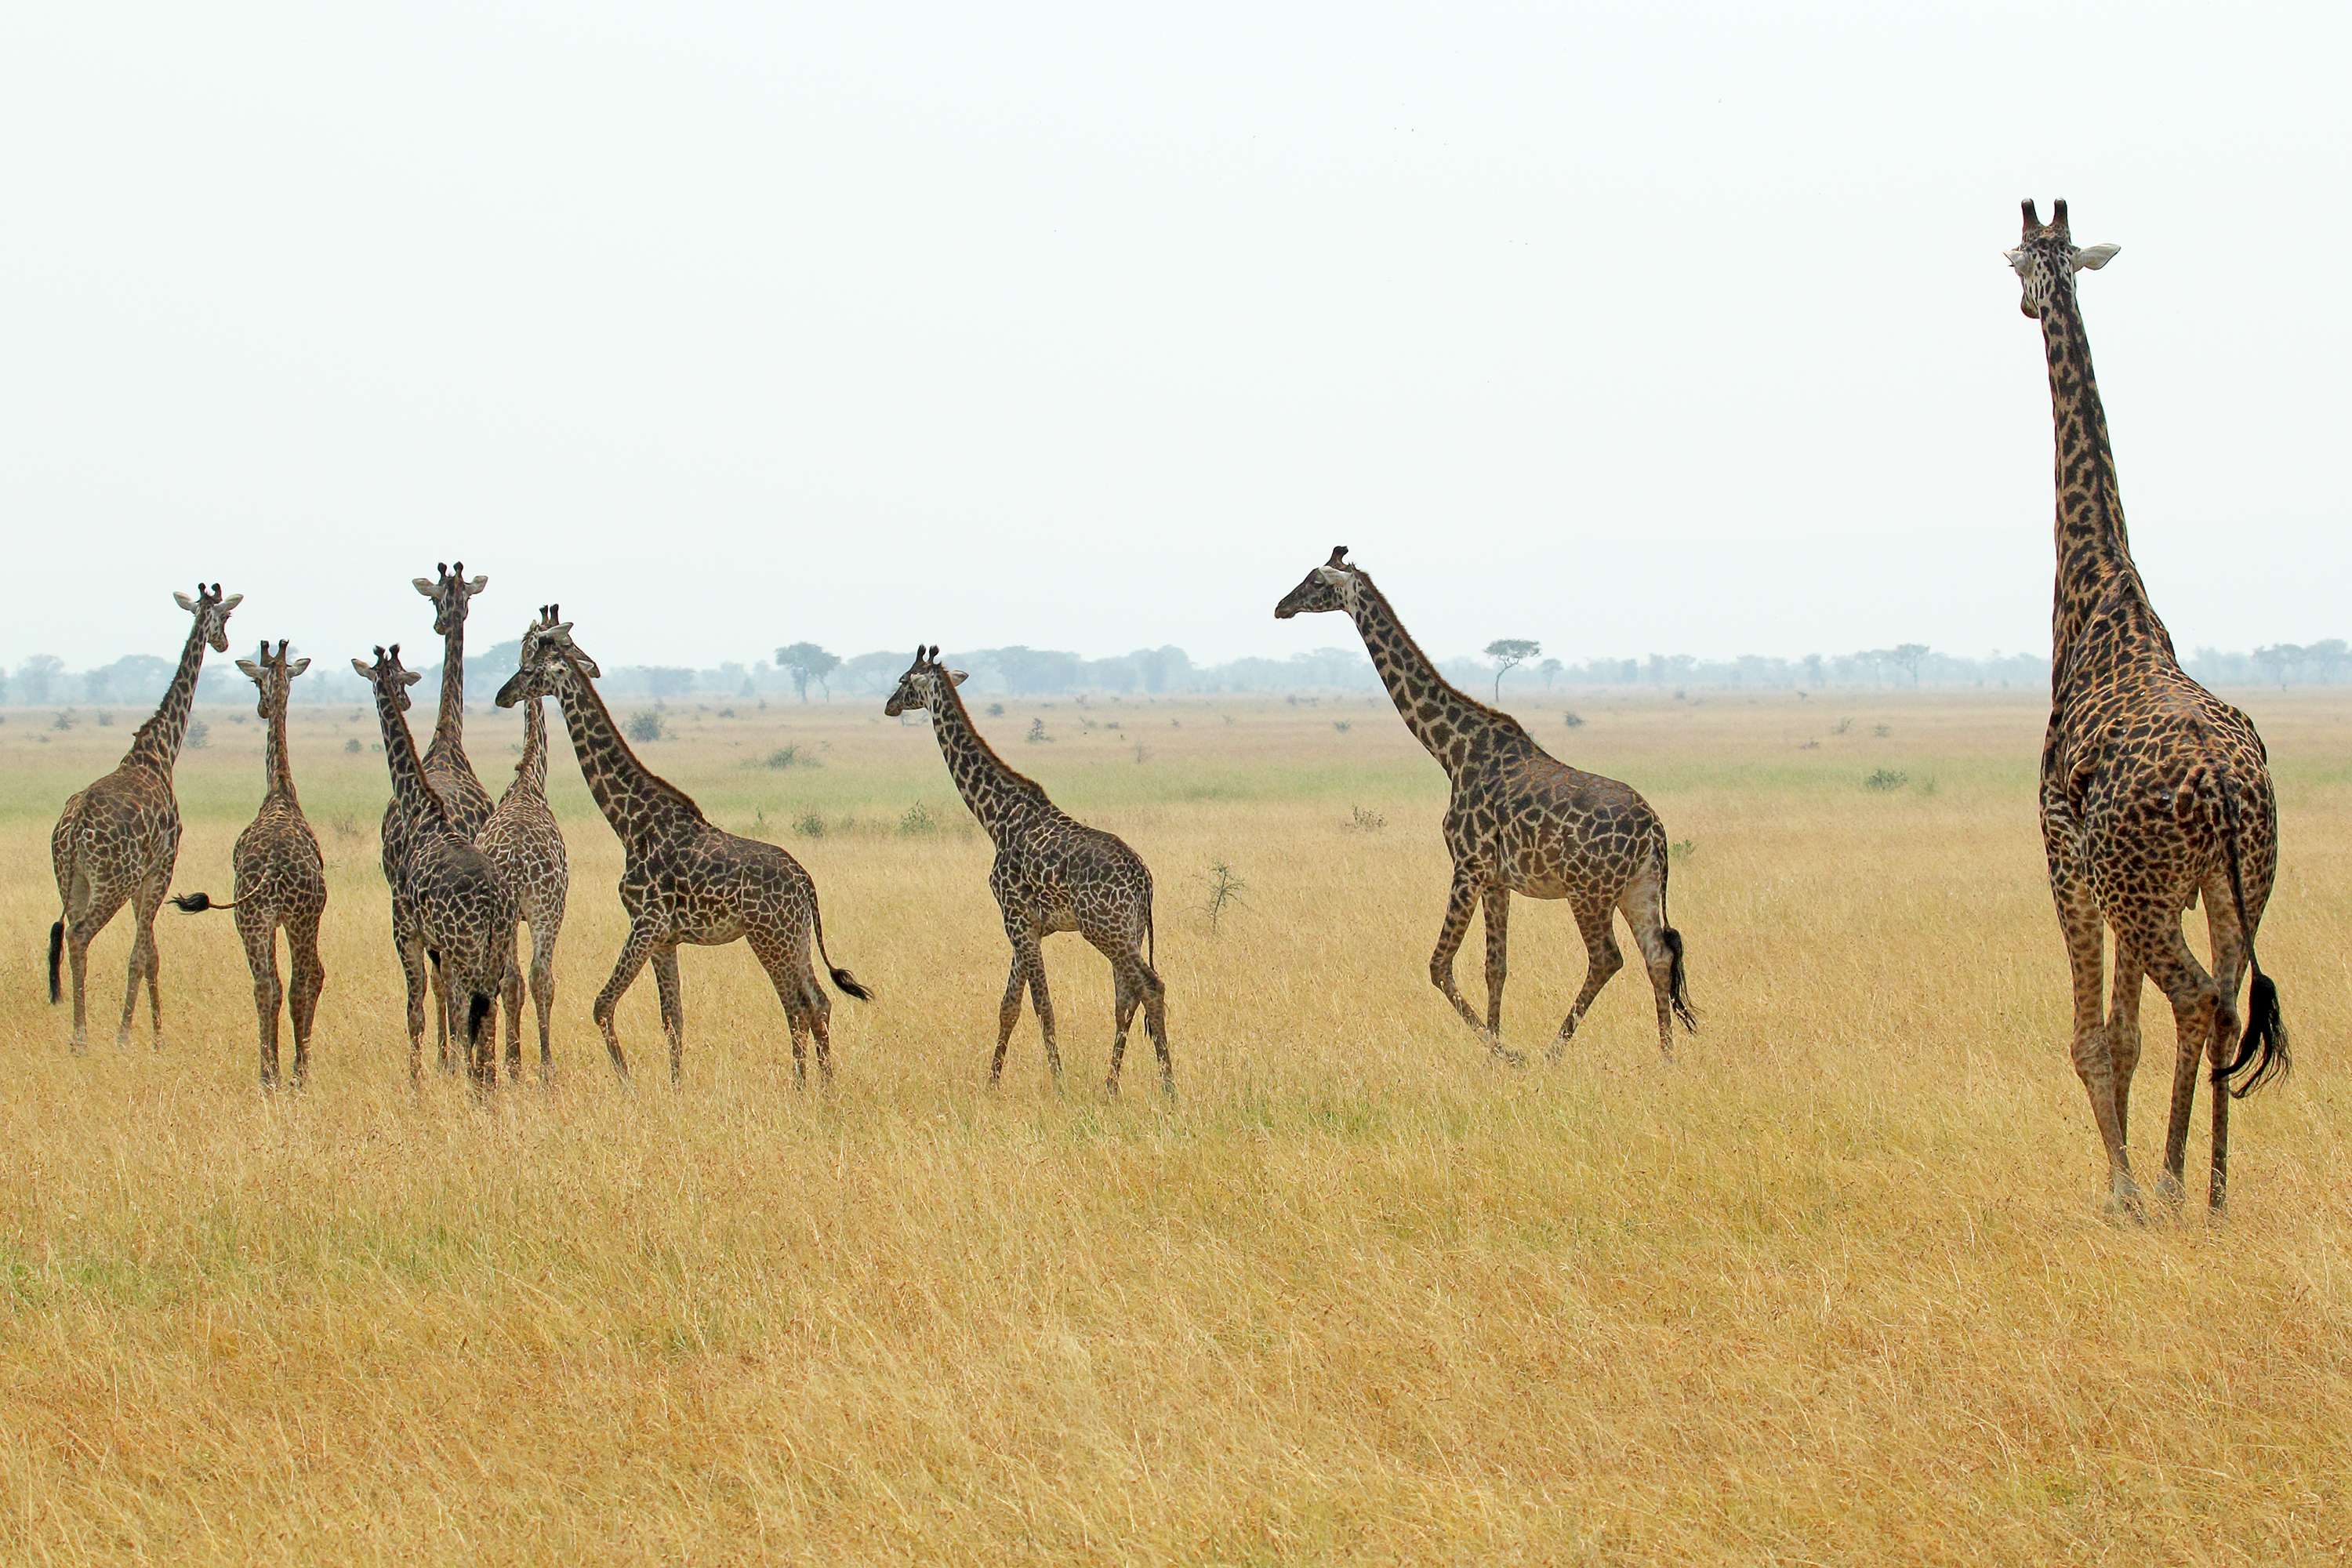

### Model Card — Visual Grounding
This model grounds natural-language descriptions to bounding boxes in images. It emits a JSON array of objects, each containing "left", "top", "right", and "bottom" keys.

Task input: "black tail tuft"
[
  {"left": 467, "top": 992, "right": 495, "bottom": 1044},
  {"left": 829, "top": 967, "right": 873, "bottom": 1002},
  {"left": 1661, "top": 927, "right": 1697, "bottom": 1033},
  {"left": 170, "top": 891, "right": 224, "bottom": 913},
  {"left": 48, "top": 921, "right": 63, "bottom": 1004},
  {"left": 2218, "top": 969, "right": 2288, "bottom": 1099}
]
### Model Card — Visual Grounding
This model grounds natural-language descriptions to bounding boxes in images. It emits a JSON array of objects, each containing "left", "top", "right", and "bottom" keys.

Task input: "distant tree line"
[{"left": 8, "top": 637, "right": 2350, "bottom": 709}]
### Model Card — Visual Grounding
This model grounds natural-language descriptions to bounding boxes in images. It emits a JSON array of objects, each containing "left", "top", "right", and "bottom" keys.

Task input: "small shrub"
[
  {"left": 51, "top": 710, "right": 74, "bottom": 731},
  {"left": 624, "top": 711, "right": 664, "bottom": 742},
  {"left": 1104, "top": 721, "right": 1121, "bottom": 731},
  {"left": 1196, "top": 860, "right": 1250, "bottom": 931},
  {"left": 717, "top": 707, "right": 735, "bottom": 719},
  {"left": 1562, "top": 710, "right": 1584, "bottom": 728},
  {"left": 1873, "top": 723, "right": 1892, "bottom": 738},
  {"left": 765, "top": 746, "right": 819, "bottom": 770},
  {"left": 345, "top": 737, "right": 362, "bottom": 754},
  {"left": 1132, "top": 743, "right": 1151, "bottom": 764},
  {"left": 987, "top": 702, "right": 1004, "bottom": 717},
  {"left": 1671, "top": 688, "right": 1686, "bottom": 702},
  {"left": 96, "top": 712, "right": 113, "bottom": 727},
  {"left": 1349, "top": 806, "right": 1386, "bottom": 833},
  {"left": 1831, "top": 717, "right": 1853, "bottom": 735},
  {"left": 793, "top": 811, "right": 827, "bottom": 840},
  {"left": 1917, "top": 775, "right": 1939, "bottom": 797},
  {"left": 899, "top": 802, "right": 935, "bottom": 836},
  {"left": 186, "top": 720, "right": 209, "bottom": 750},
  {"left": 328, "top": 813, "right": 364, "bottom": 843},
  {"left": 1799, "top": 739, "right": 1820, "bottom": 750},
  {"left": 1668, "top": 839, "right": 1697, "bottom": 859},
  {"left": 1865, "top": 768, "right": 1908, "bottom": 793},
  {"left": 1333, "top": 720, "right": 1352, "bottom": 733},
  {"left": 1025, "top": 719, "right": 1051, "bottom": 744}
]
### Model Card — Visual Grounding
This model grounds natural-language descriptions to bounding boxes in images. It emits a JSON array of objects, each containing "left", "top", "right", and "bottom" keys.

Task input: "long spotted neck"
[
  {"left": 262, "top": 688, "right": 297, "bottom": 805},
  {"left": 368, "top": 684, "right": 447, "bottom": 830},
  {"left": 2038, "top": 274, "right": 2172, "bottom": 696},
  {"left": 428, "top": 613, "right": 472, "bottom": 768},
  {"left": 924, "top": 673, "right": 1046, "bottom": 840},
  {"left": 551, "top": 655, "right": 705, "bottom": 846},
  {"left": 506, "top": 691, "right": 550, "bottom": 800},
  {"left": 1345, "top": 574, "right": 1519, "bottom": 775},
  {"left": 124, "top": 612, "right": 212, "bottom": 774}
]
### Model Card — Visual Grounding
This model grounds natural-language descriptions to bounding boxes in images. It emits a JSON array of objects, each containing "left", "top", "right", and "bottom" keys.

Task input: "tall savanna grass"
[{"left": 2, "top": 687, "right": 2347, "bottom": 1563}]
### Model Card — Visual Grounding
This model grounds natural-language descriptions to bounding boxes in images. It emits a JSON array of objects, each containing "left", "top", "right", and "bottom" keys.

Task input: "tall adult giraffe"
[
  {"left": 495, "top": 612, "right": 869, "bottom": 1083},
  {"left": 354, "top": 644, "right": 516, "bottom": 1087},
  {"left": 380, "top": 562, "right": 495, "bottom": 1071},
  {"left": 1276, "top": 549, "right": 1693, "bottom": 1064},
  {"left": 2009, "top": 198, "right": 2286, "bottom": 1212},
  {"left": 172, "top": 640, "right": 328, "bottom": 1087},
  {"left": 885, "top": 645, "right": 1171, "bottom": 1097},
  {"left": 47, "top": 583, "right": 241, "bottom": 1052},
  {"left": 478, "top": 609, "right": 571, "bottom": 1077}
]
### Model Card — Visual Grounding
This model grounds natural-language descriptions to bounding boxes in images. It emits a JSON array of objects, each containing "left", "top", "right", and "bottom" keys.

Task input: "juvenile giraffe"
[
  {"left": 172, "top": 641, "right": 328, "bottom": 1087},
  {"left": 495, "top": 612, "right": 869, "bottom": 1083},
  {"left": 2009, "top": 199, "right": 2286, "bottom": 1212},
  {"left": 478, "top": 609, "right": 571, "bottom": 1077},
  {"left": 354, "top": 644, "right": 517, "bottom": 1087},
  {"left": 885, "top": 645, "right": 1171, "bottom": 1096},
  {"left": 1276, "top": 549, "right": 1694, "bottom": 1064},
  {"left": 47, "top": 583, "right": 241, "bottom": 1052},
  {"left": 381, "top": 562, "right": 495, "bottom": 1072}
]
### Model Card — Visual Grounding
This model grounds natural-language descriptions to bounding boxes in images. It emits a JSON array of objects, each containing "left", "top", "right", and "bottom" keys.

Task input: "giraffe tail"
[
  {"left": 811, "top": 900, "right": 872, "bottom": 1002},
  {"left": 2212, "top": 768, "right": 2287, "bottom": 1099},
  {"left": 1657, "top": 840, "right": 1697, "bottom": 1033},
  {"left": 170, "top": 891, "right": 234, "bottom": 913},
  {"left": 47, "top": 921, "right": 63, "bottom": 1005}
]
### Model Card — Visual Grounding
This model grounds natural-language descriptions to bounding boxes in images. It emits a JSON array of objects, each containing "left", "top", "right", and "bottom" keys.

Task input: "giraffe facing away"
[
  {"left": 2009, "top": 199, "right": 2286, "bottom": 1212},
  {"left": 354, "top": 644, "right": 517, "bottom": 1087},
  {"left": 477, "top": 609, "right": 571, "bottom": 1078},
  {"left": 381, "top": 562, "right": 495, "bottom": 1073},
  {"left": 495, "top": 612, "right": 870, "bottom": 1083},
  {"left": 885, "top": 646, "right": 1171, "bottom": 1096},
  {"left": 1276, "top": 549, "right": 1694, "bottom": 1064},
  {"left": 171, "top": 640, "right": 328, "bottom": 1087},
  {"left": 48, "top": 583, "right": 241, "bottom": 1053}
]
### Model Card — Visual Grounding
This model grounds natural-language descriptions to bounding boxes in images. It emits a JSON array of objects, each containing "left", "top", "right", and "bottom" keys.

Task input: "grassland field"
[{"left": 1, "top": 683, "right": 2348, "bottom": 1564}]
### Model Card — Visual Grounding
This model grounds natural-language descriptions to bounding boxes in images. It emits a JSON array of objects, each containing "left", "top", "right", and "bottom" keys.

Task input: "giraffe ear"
[
  {"left": 174, "top": 591, "right": 198, "bottom": 612},
  {"left": 413, "top": 578, "right": 437, "bottom": 597},
  {"left": 351, "top": 658, "right": 375, "bottom": 679},
  {"left": 235, "top": 659, "right": 263, "bottom": 681},
  {"left": 2071, "top": 243, "right": 2119, "bottom": 272},
  {"left": 468, "top": 575, "right": 488, "bottom": 594},
  {"left": 949, "top": 670, "right": 970, "bottom": 687},
  {"left": 399, "top": 669, "right": 424, "bottom": 688},
  {"left": 219, "top": 593, "right": 242, "bottom": 612},
  {"left": 1314, "top": 565, "right": 1350, "bottom": 587},
  {"left": 286, "top": 657, "right": 310, "bottom": 678}
]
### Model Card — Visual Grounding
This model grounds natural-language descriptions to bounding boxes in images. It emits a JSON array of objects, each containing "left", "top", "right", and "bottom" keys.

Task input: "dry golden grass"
[{"left": 2, "top": 686, "right": 2349, "bottom": 1563}]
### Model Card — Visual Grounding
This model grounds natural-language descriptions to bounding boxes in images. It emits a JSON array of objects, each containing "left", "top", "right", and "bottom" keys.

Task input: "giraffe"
[
  {"left": 47, "top": 583, "right": 241, "bottom": 1053},
  {"left": 381, "top": 562, "right": 495, "bottom": 1073},
  {"left": 2009, "top": 198, "right": 2286, "bottom": 1212},
  {"left": 171, "top": 640, "right": 328, "bottom": 1087},
  {"left": 885, "top": 645, "right": 1172, "bottom": 1096},
  {"left": 1276, "top": 549, "right": 1694, "bottom": 1064},
  {"left": 353, "top": 644, "right": 517, "bottom": 1087},
  {"left": 494, "top": 611, "right": 870, "bottom": 1083},
  {"left": 477, "top": 608, "right": 571, "bottom": 1078}
]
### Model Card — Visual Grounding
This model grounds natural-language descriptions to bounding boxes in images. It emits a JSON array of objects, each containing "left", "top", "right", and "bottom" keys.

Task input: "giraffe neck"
[
  {"left": 1346, "top": 574, "right": 1522, "bottom": 775},
  {"left": 430, "top": 615, "right": 470, "bottom": 765},
  {"left": 551, "top": 654, "right": 705, "bottom": 846},
  {"left": 368, "top": 685, "right": 447, "bottom": 830},
  {"left": 2038, "top": 275, "right": 2172, "bottom": 691},
  {"left": 926, "top": 674, "right": 1045, "bottom": 839},
  {"left": 263, "top": 688, "right": 297, "bottom": 804},
  {"left": 123, "top": 612, "right": 212, "bottom": 774},
  {"left": 511, "top": 691, "right": 549, "bottom": 798}
]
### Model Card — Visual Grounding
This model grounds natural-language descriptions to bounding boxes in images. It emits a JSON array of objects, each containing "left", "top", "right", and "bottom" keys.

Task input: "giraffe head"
[
  {"left": 882, "top": 645, "right": 971, "bottom": 717},
  {"left": 413, "top": 561, "right": 490, "bottom": 637},
  {"left": 350, "top": 644, "right": 425, "bottom": 710},
  {"left": 2005, "top": 199, "right": 2119, "bottom": 321},
  {"left": 171, "top": 583, "right": 242, "bottom": 652},
  {"left": 494, "top": 604, "right": 602, "bottom": 708},
  {"left": 1274, "top": 546, "right": 1363, "bottom": 620},
  {"left": 234, "top": 639, "right": 310, "bottom": 717}
]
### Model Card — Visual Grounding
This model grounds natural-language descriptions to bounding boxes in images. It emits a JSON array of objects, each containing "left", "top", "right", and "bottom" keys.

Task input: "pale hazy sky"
[{"left": 3, "top": 3, "right": 2345, "bottom": 674}]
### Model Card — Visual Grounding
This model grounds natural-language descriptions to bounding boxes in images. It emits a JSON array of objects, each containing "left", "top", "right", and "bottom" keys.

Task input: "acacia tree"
[
  {"left": 1484, "top": 639, "right": 1541, "bottom": 703},
  {"left": 1889, "top": 643, "right": 1929, "bottom": 687},
  {"left": 775, "top": 642, "right": 840, "bottom": 702}
]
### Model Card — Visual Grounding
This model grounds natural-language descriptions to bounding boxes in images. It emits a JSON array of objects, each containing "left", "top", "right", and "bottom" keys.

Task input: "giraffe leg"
[
  {"left": 239, "top": 907, "right": 283, "bottom": 1087},
  {"left": 2111, "top": 901, "right": 2221, "bottom": 1212},
  {"left": 1547, "top": 899, "right": 1624, "bottom": 1065},
  {"left": 652, "top": 944, "right": 686, "bottom": 1084},
  {"left": 286, "top": 912, "right": 325, "bottom": 1089},
  {"left": 1089, "top": 931, "right": 1150, "bottom": 1097},
  {"left": 528, "top": 911, "right": 560, "bottom": 1076},
  {"left": 1480, "top": 885, "right": 1510, "bottom": 1040},
  {"left": 392, "top": 906, "right": 431, "bottom": 1083},
  {"left": 993, "top": 949, "right": 1027, "bottom": 1087},
  {"left": 2107, "top": 942, "right": 2151, "bottom": 1197},
  {"left": 1432, "top": 869, "right": 1519, "bottom": 1065},
  {"left": 1029, "top": 945, "right": 1065, "bottom": 1087},
  {"left": 592, "top": 923, "right": 661, "bottom": 1082},
  {"left": 500, "top": 927, "right": 527, "bottom": 1082},
  {"left": 746, "top": 928, "right": 826, "bottom": 1087},
  {"left": 1617, "top": 864, "right": 1688, "bottom": 1066},
  {"left": 2195, "top": 870, "right": 2253, "bottom": 1211},
  {"left": 1102, "top": 941, "right": 1172, "bottom": 1100},
  {"left": 64, "top": 895, "right": 123, "bottom": 1055},
  {"left": 2048, "top": 818, "right": 2135, "bottom": 1214},
  {"left": 122, "top": 870, "right": 170, "bottom": 1050}
]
